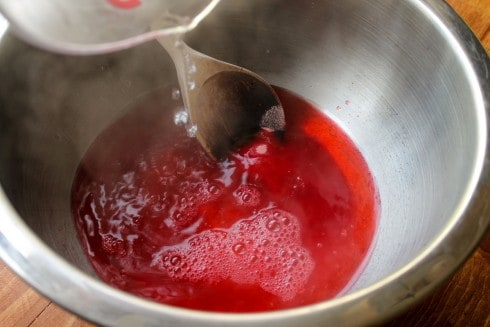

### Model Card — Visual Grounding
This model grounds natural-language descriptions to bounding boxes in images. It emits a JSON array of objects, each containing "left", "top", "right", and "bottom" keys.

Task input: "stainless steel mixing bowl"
[{"left": 0, "top": 0, "right": 489, "bottom": 326}]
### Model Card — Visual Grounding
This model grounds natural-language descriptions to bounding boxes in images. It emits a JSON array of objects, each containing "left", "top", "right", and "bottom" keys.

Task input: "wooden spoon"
[{"left": 157, "top": 36, "right": 286, "bottom": 160}]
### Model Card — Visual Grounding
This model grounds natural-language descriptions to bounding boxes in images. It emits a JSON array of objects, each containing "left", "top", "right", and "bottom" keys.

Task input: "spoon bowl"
[
  {"left": 157, "top": 36, "right": 285, "bottom": 159},
  {"left": 197, "top": 71, "right": 285, "bottom": 159}
]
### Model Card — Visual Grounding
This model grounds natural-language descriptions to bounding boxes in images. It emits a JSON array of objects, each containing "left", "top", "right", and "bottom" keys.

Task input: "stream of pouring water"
[
  {"left": 151, "top": 13, "right": 204, "bottom": 138},
  {"left": 165, "top": 35, "right": 200, "bottom": 138}
]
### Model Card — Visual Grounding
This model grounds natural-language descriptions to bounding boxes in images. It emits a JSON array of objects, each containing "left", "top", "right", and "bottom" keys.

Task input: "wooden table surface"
[{"left": 1, "top": 1, "right": 489, "bottom": 326}]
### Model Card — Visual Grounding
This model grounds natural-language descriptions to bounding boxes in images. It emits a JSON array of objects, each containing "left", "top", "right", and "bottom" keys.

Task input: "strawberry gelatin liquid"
[{"left": 71, "top": 87, "right": 379, "bottom": 312}]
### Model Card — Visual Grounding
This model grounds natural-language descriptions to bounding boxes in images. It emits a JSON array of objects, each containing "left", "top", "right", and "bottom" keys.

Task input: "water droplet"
[
  {"left": 187, "top": 125, "right": 198, "bottom": 137},
  {"left": 188, "top": 63, "right": 197, "bottom": 74},
  {"left": 174, "top": 110, "right": 188, "bottom": 126},
  {"left": 172, "top": 88, "right": 181, "bottom": 100},
  {"left": 187, "top": 80, "right": 196, "bottom": 90}
]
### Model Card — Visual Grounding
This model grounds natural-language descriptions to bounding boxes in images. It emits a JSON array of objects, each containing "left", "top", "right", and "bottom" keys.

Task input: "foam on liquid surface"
[{"left": 152, "top": 208, "right": 313, "bottom": 301}]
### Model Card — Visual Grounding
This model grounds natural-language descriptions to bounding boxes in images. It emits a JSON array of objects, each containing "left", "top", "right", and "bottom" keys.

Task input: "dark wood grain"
[
  {"left": 0, "top": 0, "right": 489, "bottom": 326},
  {"left": 384, "top": 233, "right": 490, "bottom": 327}
]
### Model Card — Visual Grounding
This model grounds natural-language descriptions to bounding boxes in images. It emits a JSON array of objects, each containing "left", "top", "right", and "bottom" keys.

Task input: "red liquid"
[
  {"left": 108, "top": 0, "right": 141, "bottom": 9},
  {"left": 71, "top": 87, "right": 378, "bottom": 312}
]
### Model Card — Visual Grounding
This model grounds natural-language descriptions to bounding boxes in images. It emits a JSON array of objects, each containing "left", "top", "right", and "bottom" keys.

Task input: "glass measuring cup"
[{"left": 0, "top": 0, "right": 220, "bottom": 55}]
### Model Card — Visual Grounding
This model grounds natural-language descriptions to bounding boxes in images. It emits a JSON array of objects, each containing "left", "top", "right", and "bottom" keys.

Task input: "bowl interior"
[{"left": 0, "top": 0, "right": 485, "bottom": 314}]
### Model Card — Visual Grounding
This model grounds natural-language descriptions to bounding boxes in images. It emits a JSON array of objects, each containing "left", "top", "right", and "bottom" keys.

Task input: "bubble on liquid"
[
  {"left": 171, "top": 88, "right": 181, "bottom": 100},
  {"left": 187, "top": 125, "right": 198, "bottom": 137},
  {"left": 101, "top": 234, "right": 126, "bottom": 255},
  {"left": 232, "top": 242, "right": 246, "bottom": 255},
  {"left": 233, "top": 184, "right": 261, "bottom": 207},
  {"left": 174, "top": 110, "right": 188, "bottom": 126},
  {"left": 170, "top": 201, "right": 198, "bottom": 228},
  {"left": 151, "top": 208, "right": 314, "bottom": 301},
  {"left": 195, "top": 181, "right": 223, "bottom": 202},
  {"left": 187, "top": 80, "right": 196, "bottom": 90},
  {"left": 266, "top": 218, "right": 281, "bottom": 233},
  {"left": 170, "top": 255, "right": 182, "bottom": 266}
]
